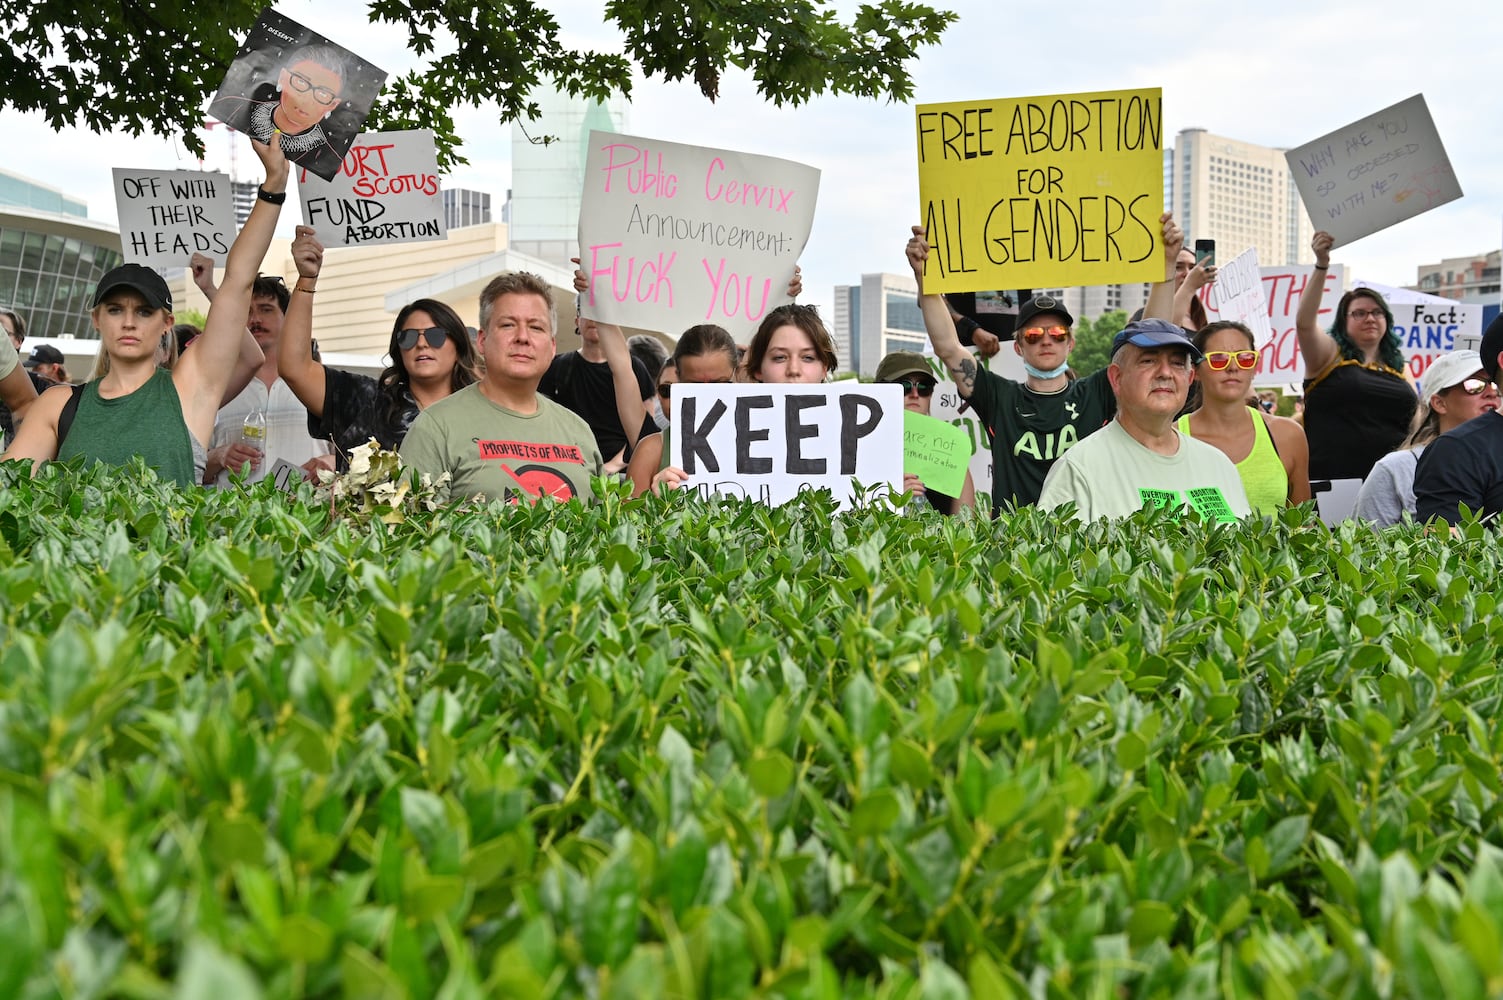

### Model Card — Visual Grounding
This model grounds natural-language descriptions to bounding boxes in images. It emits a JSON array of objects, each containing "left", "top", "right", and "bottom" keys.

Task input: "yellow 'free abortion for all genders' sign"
[{"left": 916, "top": 88, "right": 1165, "bottom": 293}]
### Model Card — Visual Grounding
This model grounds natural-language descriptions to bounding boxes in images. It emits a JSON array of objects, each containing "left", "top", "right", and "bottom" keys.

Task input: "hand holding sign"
[
  {"left": 915, "top": 87, "right": 1165, "bottom": 293},
  {"left": 113, "top": 169, "right": 235, "bottom": 267},
  {"left": 1286, "top": 94, "right": 1461, "bottom": 246},
  {"left": 577, "top": 131, "right": 819, "bottom": 337}
]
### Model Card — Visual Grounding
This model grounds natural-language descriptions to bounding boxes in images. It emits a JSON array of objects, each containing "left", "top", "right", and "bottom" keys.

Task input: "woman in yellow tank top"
[{"left": 1178, "top": 321, "right": 1312, "bottom": 515}]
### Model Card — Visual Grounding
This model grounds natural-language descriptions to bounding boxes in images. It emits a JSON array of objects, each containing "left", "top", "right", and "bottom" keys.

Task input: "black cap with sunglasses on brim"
[{"left": 1014, "top": 294, "right": 1074, "bottom": 333}]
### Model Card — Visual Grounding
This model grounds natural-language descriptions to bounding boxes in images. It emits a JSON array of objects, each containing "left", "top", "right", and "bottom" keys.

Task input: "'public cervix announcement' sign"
[
  {"left": 915, "top": 87, "right": 1165, "bottom": 293},
  {"left": 578, "top": 130, "right": 820, "bottom": 336}
]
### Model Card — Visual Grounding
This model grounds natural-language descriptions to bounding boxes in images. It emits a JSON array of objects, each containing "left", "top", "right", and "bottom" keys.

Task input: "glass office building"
[{"left": 0, "top": 169, "right": 123, "bottom": 340}]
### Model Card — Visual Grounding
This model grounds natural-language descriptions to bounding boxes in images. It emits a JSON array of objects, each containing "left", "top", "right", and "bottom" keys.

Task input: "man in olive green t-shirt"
[{"left": 400, "top": 273, "right": 603, "bottom": 502}]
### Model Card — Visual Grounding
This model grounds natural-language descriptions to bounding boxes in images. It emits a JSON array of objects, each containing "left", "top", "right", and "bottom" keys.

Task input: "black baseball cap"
[
  {"left": 1480, "top": 313, "right": 1503, "bottom": 381},
  {"left": 1015, "top": 293, "right": 1074, "bottom": 330},
  {"left": 1111, "top": 318, "right": 1204, "bottom": 365},
  {"left": 91, "top": 263, "right": 172, "bottom": 312},
  {"left": 23, "top": 344, "right": 64, "bottom": 367}
]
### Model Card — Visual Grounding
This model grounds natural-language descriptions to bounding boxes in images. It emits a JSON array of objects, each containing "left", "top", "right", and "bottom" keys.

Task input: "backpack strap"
[{"left": 56, "top": 383, "right": 86, "bottom": 448}]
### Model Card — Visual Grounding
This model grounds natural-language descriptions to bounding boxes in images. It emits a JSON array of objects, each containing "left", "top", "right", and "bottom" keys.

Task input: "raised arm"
[
  {"left": 278, "top": 226, "right": 327, "bottom": 417},
  {"left": 1295, "top": 231, "right": 1338, "bottom": 375},
  {"left": 571, "top": 255, "right": 657, "bottom": 452},
  {"left": 175, "top": 135, "right": 288, "bottom": 446},
  {"left": 188, "top": 253, "right": 264, "bottom": 406},
  {"left": 908, "top": 226, "right": 979, "bottom": 399},
  {"left": 1140, "top": 213, "right": 1183, "bottom": 322},
  {"left": 1173, "top": 261, "right": 1216, "bottom": 329}
]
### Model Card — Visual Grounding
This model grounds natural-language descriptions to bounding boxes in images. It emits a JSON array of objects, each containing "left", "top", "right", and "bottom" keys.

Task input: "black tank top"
[{"left": 1303, "top": 360, "right": 1416, "bottom": 481}]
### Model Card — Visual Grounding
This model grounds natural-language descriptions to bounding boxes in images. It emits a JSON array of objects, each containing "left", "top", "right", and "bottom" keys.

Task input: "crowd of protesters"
[{"left": 1, "top": 131, "right": 1499, "bottom": 529}]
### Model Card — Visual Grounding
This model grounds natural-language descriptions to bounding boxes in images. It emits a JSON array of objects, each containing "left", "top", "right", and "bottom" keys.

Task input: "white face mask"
[{"left": 1023, "top": 359, "right": 1071, "bottom": 380}]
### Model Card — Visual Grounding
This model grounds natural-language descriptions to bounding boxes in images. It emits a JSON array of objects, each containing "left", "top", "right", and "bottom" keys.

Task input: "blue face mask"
[{"left": 1023, "top": 360, "right": 1071, "bottom": 380}]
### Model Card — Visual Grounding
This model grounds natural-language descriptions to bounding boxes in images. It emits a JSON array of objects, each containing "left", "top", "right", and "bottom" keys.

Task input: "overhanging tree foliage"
[{"left": 0, "top": 0, "right": 956, "bottom": 169}]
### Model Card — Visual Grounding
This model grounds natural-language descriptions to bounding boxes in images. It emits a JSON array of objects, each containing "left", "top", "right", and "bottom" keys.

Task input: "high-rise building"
[
  {"left": 1172, "top": 128, "right": 1314, "bottom": 267},
  {"left": 832, "top": 273, "right": 927, "bottom": 375},
  {"left": 230, "top": 180, "right": 258, "bottom": 228},
  {"left": 508, "top": 92, "right": 629, "bottom": 265},
  {"left": 444, "top": 188, "right": 491, "bottom": 230}
]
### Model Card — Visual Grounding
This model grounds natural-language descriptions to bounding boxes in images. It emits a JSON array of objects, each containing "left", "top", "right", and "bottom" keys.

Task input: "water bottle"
[{"left": 241, "top": 409, "right": 267, "bottom": 451}]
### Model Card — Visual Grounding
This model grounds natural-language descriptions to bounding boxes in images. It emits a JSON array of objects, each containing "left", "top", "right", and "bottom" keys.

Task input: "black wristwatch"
[{"left": 257, "top": 187, "right": 287, "bottom": 205}]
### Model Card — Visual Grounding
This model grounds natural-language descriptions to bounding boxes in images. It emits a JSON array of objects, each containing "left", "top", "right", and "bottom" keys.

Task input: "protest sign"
[
  {"left": 915, "top": 87, "right": 1164, "bottom": 293},
  {"left": 1353, "top": 280, "right": 1484, "bottom": 380},
  {"left": 299, "top": 130, "right": 445, "bottom": 247},
  {"left": 903, "top": 410, "right": 972, "bottom": 498},
  {"left": 577, "top": 131, "right": 819, "bottom": 336},
  {"left": 1209, "top": 247, "right": 1274, "bottom": 346},
  {"left": 669, "top": 383, "right": 903, "bottom": 507},
  {"left": 1286, "top": 94, "right": 1461, "bottom": 246},
  {"left": 207, "top": 7, "right": 388, "bottom": 182},
  {"left": 113, "top": 169, "right": 235, "bottom": 267}
]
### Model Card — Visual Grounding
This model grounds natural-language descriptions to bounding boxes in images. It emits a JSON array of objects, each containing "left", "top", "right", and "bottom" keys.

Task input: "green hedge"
[{"left": 3, "top": 460, "right": 1503, "bottom": 999}]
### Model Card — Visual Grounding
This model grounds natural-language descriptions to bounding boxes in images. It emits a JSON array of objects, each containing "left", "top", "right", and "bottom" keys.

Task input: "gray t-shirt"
[
  {"left": 399, "top": 383, "right": 603, "bottom": 503},
  {"left": 1039, "top": 419, "right": 1251, "bottom": 522},
  {"left": 1353, "top": 444, "right": 1424, "bottom": 528}
]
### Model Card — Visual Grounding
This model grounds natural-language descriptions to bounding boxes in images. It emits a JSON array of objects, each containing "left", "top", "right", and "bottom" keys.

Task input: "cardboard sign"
[
  {"left": 299, "top": 130, "right": 445, "bottom": 246},
  {"left": 1209, "top": 247, "right": 1274, "bottom": 347},
  {"left": 669, "top": 383, "right": 903, "bottom": 507},
  {"left": 915, "top": 87, "right": 1164, "bottom": 293},
  {"left": 1353, "top": 280, "right": 1485, "bottom": 381},
  {"left": 113, "top": 169, "right": 235, "bottom": 266},
  {"left": 1286, "top": 94, "right": 1462, "bottom": 246},
  {"left": 577, "top": 130, "right": 819, "bottom": 337},
  {"left": 207, "top": 7, "right": 388, "bottom": 182},
  {"left": 903, "top": 410, "right": 972, "bottom": 498}
]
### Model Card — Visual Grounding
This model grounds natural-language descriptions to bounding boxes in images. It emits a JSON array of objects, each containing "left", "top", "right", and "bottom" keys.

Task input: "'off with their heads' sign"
[
  {"left": 578, "top": 130, "right": 819, "bottom": 337},
  {"left": 915, "top": 87, "right": 1164, "bottom": 294},
  {"left": 1209, "top": 247, "right": 1273, "bottom": 347},
  {"left": 669, "top": 384, "right": 903, "bottom": 508},
  {"left": 299, "top": 130, "right": 446, "bottom": 247},
  {"left": 1285, "top": 94, "right": 1462, "bottom": 246},
  {"left": 113, "top": 169, "right": 235, "bottom": 267}
]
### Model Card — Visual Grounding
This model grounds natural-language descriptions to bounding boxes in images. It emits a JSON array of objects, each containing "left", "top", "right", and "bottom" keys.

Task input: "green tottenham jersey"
[{"left": 968, "top": 367, "right": 1116, "bottom": 510}]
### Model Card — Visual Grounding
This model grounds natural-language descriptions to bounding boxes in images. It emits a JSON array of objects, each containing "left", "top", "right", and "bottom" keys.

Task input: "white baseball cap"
[{"left": 1420, "top": 350, "right": 1484, "bottom": 408}]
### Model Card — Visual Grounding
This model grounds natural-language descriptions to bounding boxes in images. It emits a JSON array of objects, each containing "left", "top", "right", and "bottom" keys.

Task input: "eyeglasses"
[
  {"left": 1451, "top": 378, "right": 1497, "bottom": 396},
  {"left": 1348, "top": 308, "right": 1385, "bottom": 321},
  {"left": 1202, "top": 350, "right": 1260, "bottom": 371},
  {"left": 286, "top": 71, "right": 340, "bottom": 107},
  {"left": 888, "top": 378, "right": 935, "bottom": 396},
  {"left": 1020, "top": 325, "right": 1071, "bottom": 344},
  {"left": 397, "top": 327, "right": 448, "bottom": 351},
  {"left": 657, "top": 383, "right": 674, "bottom": 398}
]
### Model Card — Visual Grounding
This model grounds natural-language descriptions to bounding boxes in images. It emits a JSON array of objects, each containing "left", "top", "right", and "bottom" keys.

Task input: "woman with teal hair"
[{"left": 1295, "top": 230, "right": 1416, "bottom": 481}]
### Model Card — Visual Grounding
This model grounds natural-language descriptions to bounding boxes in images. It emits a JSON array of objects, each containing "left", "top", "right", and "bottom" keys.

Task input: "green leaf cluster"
[
  {"left": 0, "top": 0, "right": 957, "bottom": 169},
  {"left": 3, "top": 458, "right": 1503, "bottom": 998}
]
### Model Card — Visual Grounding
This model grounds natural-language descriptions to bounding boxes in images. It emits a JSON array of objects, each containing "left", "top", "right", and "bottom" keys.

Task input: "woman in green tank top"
[
  {"left": 3, "top": 135, "right": 292, "bottom": 485},
  {"left": 1179, "top": 322, "right": 1312, "bottom": 515}
]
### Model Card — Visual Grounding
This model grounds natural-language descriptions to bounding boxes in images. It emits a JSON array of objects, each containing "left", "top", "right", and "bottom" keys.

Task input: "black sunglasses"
[
  {"left": 889, "top": 378, "right": 935, "bottom": 397},
  {"left": 397, "top": 327, "right": 448, "bottom": 351},
  {"left": 657, "top": 383, "right": 674, "bottom": 398}
]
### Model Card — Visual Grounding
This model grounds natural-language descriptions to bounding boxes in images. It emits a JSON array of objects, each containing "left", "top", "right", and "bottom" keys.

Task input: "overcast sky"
[{"left": 3, "top": 0, "right": 1497, "bottom": 322}]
